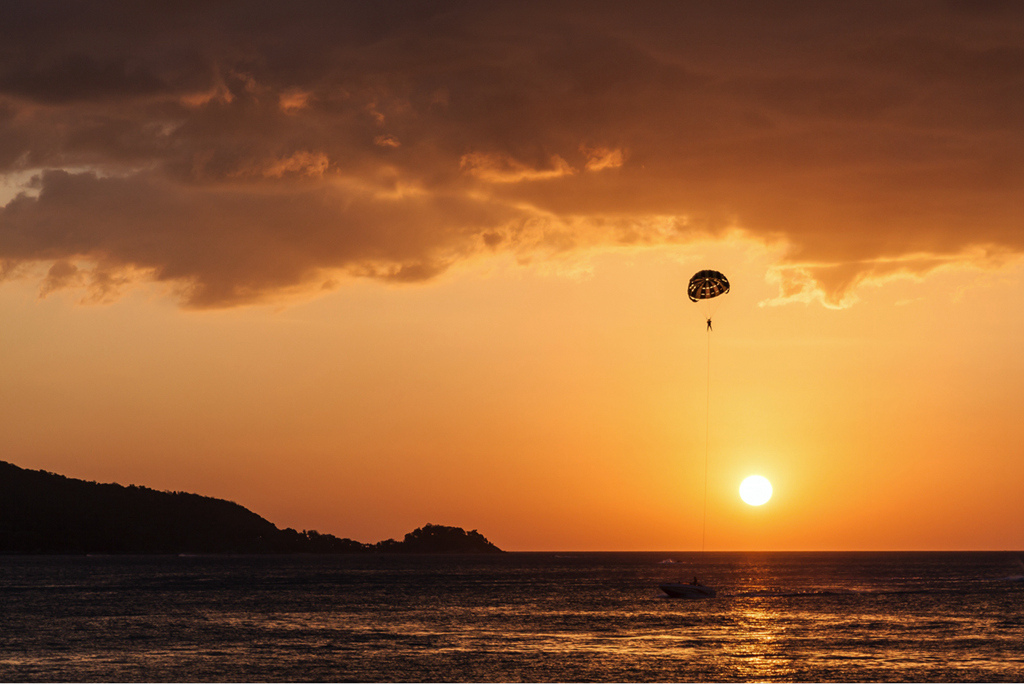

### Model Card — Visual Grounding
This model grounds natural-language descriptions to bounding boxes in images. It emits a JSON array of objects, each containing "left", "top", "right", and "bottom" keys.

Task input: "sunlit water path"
[{"left": 1, "top": 552, "right": 1022, "bottom": 681}]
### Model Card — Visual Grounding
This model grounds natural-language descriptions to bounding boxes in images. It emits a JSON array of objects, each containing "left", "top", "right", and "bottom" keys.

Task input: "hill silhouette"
[
  {"left": 376, "top": 524, "right": 502, "bottom": 554},
  {"left": 0, "top": 461, "right": 501, "bottom": 554}
]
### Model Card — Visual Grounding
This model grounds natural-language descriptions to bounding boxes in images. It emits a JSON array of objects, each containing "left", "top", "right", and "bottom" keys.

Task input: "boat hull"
[{"left": 659, "top": 583, "right": 717, "bottom": 599}]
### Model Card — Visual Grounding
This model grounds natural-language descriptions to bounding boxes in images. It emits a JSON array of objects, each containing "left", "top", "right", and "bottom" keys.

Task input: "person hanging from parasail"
[{"left": 687, "top": 269, "right": 730, "bottom": 331}]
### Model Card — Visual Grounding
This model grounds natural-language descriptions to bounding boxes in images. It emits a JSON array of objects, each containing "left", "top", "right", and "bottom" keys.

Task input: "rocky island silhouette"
[{"left": 0, "top": 461, "right": 502, "bottom": 555}]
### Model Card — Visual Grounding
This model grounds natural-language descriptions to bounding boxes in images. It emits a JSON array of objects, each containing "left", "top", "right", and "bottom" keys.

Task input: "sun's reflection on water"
[{"left": 722, "top": 601, "right": 797, "bottom": 680}]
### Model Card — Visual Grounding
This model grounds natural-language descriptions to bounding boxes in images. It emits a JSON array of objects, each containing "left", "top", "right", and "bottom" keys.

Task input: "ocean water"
[{"left": 1, "top": 552, "right": 1022, "bottom": 682}]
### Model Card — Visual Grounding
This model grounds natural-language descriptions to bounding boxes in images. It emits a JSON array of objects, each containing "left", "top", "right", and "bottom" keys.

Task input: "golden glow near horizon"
[
  {"left": 3, "top": 244, "right": 1022, "bottom": 551},
  {"left": 1, "top": 3, "right": 1023, "bottom": 552}
]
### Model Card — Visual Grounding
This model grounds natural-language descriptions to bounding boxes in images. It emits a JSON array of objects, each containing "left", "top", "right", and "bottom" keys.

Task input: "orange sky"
[{"left": 1, "top": 1, "right": 1022, "bottom": 550}]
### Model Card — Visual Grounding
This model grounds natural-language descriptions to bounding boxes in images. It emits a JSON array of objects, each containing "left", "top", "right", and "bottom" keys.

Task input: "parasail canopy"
[{"left": 687, "top": 270, "right": 730, "bottom": 302}]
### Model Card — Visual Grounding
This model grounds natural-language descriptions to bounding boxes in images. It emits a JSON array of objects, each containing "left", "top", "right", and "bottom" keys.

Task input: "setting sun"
[{"left": 739, "top": 476, "right": 773, "bottom": 506}]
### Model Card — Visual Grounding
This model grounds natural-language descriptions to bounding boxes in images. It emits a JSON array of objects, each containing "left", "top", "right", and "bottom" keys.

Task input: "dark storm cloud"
[{"left": 1, "top": 0, "right": 1021, "bottom": 306}]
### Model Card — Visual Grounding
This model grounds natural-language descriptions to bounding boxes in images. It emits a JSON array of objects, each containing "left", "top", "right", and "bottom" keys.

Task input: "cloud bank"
[{"left": 1, "top": 0, "right": 1021, "bottom": 306}]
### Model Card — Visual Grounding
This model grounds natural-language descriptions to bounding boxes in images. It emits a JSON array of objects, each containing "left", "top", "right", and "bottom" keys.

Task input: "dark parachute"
[
  {"left": 688, "top": 270, "right": 729, "bottom": 331},
  {"left": 687, "top": 270, "right": 730, "bottom": 302}
]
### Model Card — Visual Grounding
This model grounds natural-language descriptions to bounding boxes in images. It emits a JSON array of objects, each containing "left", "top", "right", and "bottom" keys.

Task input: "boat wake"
[
  {"left": 730, "top": 587, "right": 866, "bottom": 598},
  {"left": 728, "top": 582, "right": 1021, "bottom": 599}
]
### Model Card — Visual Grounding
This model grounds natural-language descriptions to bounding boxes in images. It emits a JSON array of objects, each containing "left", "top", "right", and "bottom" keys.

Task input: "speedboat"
[{"left": 659, "top": 581, "right": 717, "bottom": 599}]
